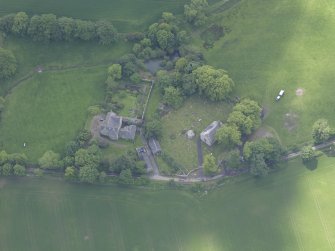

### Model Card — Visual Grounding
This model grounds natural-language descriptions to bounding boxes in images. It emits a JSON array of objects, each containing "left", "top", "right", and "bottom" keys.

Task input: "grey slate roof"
[
  {"left": 148, "top": 138, "right": 161, "bottom": 155},
  {"left": 100, "top": 112, "right": 122, "bottom": 140},
  {"left": 200, "top": 121, "right": 221, "bottom": 146},
  {"left": 119, "top": 125, "right": 137, "bottom": 140}
]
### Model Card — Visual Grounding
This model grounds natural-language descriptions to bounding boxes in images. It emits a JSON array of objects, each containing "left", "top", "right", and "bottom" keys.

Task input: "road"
[{"left": 197, "top": 137, "right": 204, "bottom": 178}]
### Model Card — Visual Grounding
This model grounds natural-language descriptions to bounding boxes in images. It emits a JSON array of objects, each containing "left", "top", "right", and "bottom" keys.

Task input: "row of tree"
[{"left": 0, "top": 12, "right": 118, "bottom": 44}]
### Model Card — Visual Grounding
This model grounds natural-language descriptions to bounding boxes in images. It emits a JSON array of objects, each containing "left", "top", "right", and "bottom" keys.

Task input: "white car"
[{"left": 276, "top": 90, "right": 285, "bottom": 101}]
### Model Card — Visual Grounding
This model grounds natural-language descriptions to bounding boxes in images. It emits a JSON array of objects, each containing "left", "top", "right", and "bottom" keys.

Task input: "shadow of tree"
[{"left": 302, "top": 158, "right": 318, "bottom": 171}]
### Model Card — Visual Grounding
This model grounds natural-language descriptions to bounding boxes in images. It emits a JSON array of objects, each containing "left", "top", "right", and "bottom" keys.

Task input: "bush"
[{"left": 13, "top": 164, "right": 26, "bottom": 176}]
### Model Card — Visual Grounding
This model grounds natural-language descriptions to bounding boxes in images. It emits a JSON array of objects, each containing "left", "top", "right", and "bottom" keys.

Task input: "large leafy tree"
[
  {"left": 12, "top": 12, "right": 29, "bottom": 35},
  {"left": 58, "top": 17, "right": 76, "bottom": 41},
  {"left": 163, "top": 86, "right": 183, "bottom": 108},
  {"left": 38, "top": 150, "right": 61, "bottom": 169},
  {"left": 0, "top": 48, "right": 17, "bottom": 80},
  {"left": 184, "top": 0, "right": 209, "bottom": 26},
  {"left": 250, "top": 153, "right": 269, "bottom": 177},
  {"left": 193, "top": 65, "right": 234, "bottom": 101},
  {"left": 79, "top": 165, "right": 99, "bottom": 183},
  {"left": 301, "top": 145, "right": 316, "bottom": 162},
  {"left": 227, "top": 99, "right": 261, "bottom": 136},
  {"left": 203, "top": 153, "right": 219, "bottom": 176},
  {"left": 96, "top": 20, "right": 117, "bottom": 45},
  {"left": 216, "top": 124, "right": 242, "bottom": 147},
  {"left": 28, "top": 14, "right": 58, "bottom": 42},
  {"left": 108, "top": 64, "right": 122, "bottom": 80}
]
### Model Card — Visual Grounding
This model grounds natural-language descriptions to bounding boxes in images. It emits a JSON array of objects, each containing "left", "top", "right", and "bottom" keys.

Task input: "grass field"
[
  {"left": 0, "top": 37, "right": 131, "bottom": 96},
  {"left": 200, "top": 0, "right": 335, "bottom": 146},
  {"left": 1, "top": 156, "right": 335, "bottom": 250},
  {"left": 0, "top": 0, "right": 188, "bottom": 32},
  {"left": 0, "top": 67, "right": 106, "bottom": 160}
]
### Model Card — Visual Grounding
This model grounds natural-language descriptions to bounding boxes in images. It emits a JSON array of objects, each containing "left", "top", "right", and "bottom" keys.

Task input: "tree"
[
  {"left": 108, "top": 64, "right": 122, "bottom": 80},
  {"left": 0, "top": 150, "right": 8, "bottom": 165},
  {"left": 227, "top": 111, "right": 253, "bottom": 135},
  {"left": 38, "top": 150, "right": 61, "bottom": 169},
  {"left": 175, "top": 57, "right": 188, "bottom": 73},
  {"left": 193, "top": 65, "right": 234, "bottom": 101},
  {"left": 184, "top": 0, "right": 209, "bottom": 26},
  {"left": 156, "top": 29, "right": 175, "bottom": 51},
  {"left": 250, "top": 153, "right": 269, "bottom": 177},
  {"left": 301, "top": 146, "right": 316, "bottom": 161},
  {"left": 216, "top": 125, "right": 241, "bottom": 147},
  {"left": 312, "top": 119, "right": 332, "bottom": 144},
  {"left": 74, "top": 145, "right": 101, "bottom": 168},
  {"left": 144, "top": 118, "right": 162, "bottom": 139},
  {"left": 161, "top": 12, "right": 176, "bottom": 23},
  {"left": 163, "top": 86, "right": 183, "bottom": 108},
  {"left": 111, "top": 155, "right": 136, "bottom": 174},
  {"left": 0, "top": 48, "right": 17, "bottom": 80},
  {"left": 12, "top": 12, "right": 29, "bottom": 35},
  {"left": 96, "top": 20, "right": 118, "bottom": 45},
  {"left": 79, "top": 165, "right": 99, "bottom": 183},
  {"left": 8, "top": 153, "right": 28, "bottom": 165},
  {"left": 203, "top": 153, "right": 219, "bottom": 176},
  {"left": 76, "top": 129, "right": 92, "bottom": 147},
  {"left": 64, "top": 166, "right": 77, "bottom": 180},
  {"left": 0, "top": 14, "right": 15, "bottom": 33},
  {"left": 74, "top": 19, "right": 96, "bottom": 41},
  {"left": 118, "top": 169, "right": 133, "bottom": 185},
  {"left": 156, "top": 70, "right": 173, "bottom": 92},
  {"left": 58, "top": 16, "right": 76, "bottom": 41},
  {"left": 227, "top": 99, "right": 261, "bottom": 136},
  {"left": 27, "top": 14, "right": 58, "bottom": 42},
  {"left": 2, "top": 163, "right": 13, "bottom": 176},
  {"left": 13, "top": 164, "right": 25, "bottom": 176},
  {"left": 243, "top": 138, "right": 283, "bottom": 168}
]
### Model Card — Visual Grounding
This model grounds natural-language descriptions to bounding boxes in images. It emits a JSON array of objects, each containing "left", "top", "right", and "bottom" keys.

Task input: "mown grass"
[
  {"left": 0, "top": 0, "right": 188, "bottom": 32},
  {"left": 1, "top": 156, "right": 335, "bottom": 250},
  {"left": 0, "top": 67, "right": 106, "bottom": 161},
  {"left": 201, "top": 0, "right": 335, "bottom": 146}
]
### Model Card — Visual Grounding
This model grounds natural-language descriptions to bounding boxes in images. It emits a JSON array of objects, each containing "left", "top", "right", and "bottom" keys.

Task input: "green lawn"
[
  {"left": 160, "top": 95, "right": 231, "bottom": 171},
  {"left": 0, "top": 67, "right": 106, "bottom": 161},
  {"left": 1, "top": 156, "right": 335, "bottom": 250},
  {"left": 200, "top": 0, "right": 335, "bottom": 146},
  {"left": 0, "top": 0, "right": 188, "bottom": 32}
]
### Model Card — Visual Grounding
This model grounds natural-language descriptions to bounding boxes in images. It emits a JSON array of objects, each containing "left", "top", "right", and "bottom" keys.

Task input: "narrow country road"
[{"left": 197, "top": 137, "right": 204, "bottom": 178}]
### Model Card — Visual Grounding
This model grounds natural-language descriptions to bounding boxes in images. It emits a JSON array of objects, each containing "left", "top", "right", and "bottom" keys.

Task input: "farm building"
[
  {"left": 148, "top": 138, "right": 161, "bottom": 155},
  {"left": 100, "top": 112, "right": 122, "bottom": 140},
  {"left": 119, "top": 125, "right": 137, "bottom": 140},
  {"left": 200, "top": 121, "right": 222, "bottom": 146},
  {"left": 100, "top": 111, "right": 137, "bottom": 140}
]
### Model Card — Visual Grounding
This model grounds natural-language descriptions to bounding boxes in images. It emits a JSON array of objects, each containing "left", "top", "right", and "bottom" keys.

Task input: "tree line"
[{"left": 0, "top": 12, "right": 118, "bottom": 44}]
